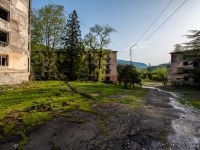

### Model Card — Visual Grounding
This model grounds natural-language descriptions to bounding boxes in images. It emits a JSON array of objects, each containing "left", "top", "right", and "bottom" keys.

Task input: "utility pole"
[{"left": 129, "top": 44, "right": 137, "bottom": 64}]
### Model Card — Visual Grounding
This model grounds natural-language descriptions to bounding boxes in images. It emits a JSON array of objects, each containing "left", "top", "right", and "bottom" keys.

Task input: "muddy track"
[{"left": 0, "top": 88, "right": 199, "bottom": 150}]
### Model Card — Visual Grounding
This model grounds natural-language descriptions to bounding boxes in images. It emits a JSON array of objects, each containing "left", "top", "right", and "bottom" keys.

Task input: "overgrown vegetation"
[
  {"left": 84, "top": 24, "right": 116, "bottom": 82},
  {"left": 118, "top": 64, "right": 141, "bottom": 89},
  {"left": 0, "top": 81, "right": 147, "bottom": 147},
  {"left": 31, "top": 4, "right": 66, "bottom": 80}
]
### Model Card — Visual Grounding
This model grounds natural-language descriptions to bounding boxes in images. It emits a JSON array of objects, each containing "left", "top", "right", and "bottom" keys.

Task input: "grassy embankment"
[{"left": 0, "top": 81, "right": 147, "bottom": 147}]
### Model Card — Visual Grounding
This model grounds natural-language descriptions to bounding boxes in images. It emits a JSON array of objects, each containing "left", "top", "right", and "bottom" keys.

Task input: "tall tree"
[
  {"left": 152, "top": 66, "right": 168, "bottom": 85},
  {"left": 84, "top": 24, "right": 116, "bottom": 82},
  {"left": 118, "top": 64, "right": 141, "bottom": 89},
  {"left": 62, "top": 10, "right": 85, "bottom": 81},
  {"left": 31, "top": 4, "right": 66, "bottom": 79}
]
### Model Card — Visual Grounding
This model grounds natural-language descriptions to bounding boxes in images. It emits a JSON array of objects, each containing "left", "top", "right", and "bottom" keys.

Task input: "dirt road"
[{"left": 0, "top": 87, "right": 199, "bottom": 150}]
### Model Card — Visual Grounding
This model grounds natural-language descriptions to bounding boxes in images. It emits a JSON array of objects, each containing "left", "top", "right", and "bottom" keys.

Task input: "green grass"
[
  {"left": 22, "top": 111, "right": 51, "bottom": 127},
  {"left": 70, "top": 82, "right": 146, "bottom": 99},
  {"left": 0, "top": 81, "right": 148, "bottom": 146},
  {"left": 71, "top": 81, "right": 148, "bottom": 108},
  {"left": 142, "top": 79, "right": 164, "bottom": 87}
]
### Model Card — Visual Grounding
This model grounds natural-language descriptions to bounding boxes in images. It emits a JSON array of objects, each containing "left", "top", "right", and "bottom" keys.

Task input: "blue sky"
[{"left": 32, "top": 0, "right": 200, "bottom": 65}]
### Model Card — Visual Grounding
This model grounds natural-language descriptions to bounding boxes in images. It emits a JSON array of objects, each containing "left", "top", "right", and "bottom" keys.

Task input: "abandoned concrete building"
[
  {"left": 168, "top": 51, "right": 200, "bottom": 87},
  {"left": 0, "top": 0, "right": 31, "bottom": 85},
  {"left": 88, "top": 51, "right": 118, "bottom": 83}
]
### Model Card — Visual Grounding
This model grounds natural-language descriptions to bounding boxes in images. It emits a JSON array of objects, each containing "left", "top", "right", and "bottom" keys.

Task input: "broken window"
[
  {"left": 0, "top": 6, "right": 10, "bottom": 21},
  {"left": 0, "top": 54, "right": 9, "bottom": 66},
  {"left": 0, "top": 30, "right": 9, "bottom": 46}
]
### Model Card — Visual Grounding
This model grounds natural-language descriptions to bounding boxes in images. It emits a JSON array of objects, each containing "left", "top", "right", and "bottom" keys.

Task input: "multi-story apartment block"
[
  {"left": 104, "top": 51, "right": 117, "bottom": 82},
  {"left": 88, "top": 51, "right": 118, "bottom": 83},
  {"left": 0, "top": 0, "right": 31, "bottom": 85},
  {"left": 168, "top": 51, "right": 200, "bottom": 87}
]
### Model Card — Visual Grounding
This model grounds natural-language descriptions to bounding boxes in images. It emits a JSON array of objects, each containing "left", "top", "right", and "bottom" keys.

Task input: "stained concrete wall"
[
  {"left": 104, "top": 51, "right": 118, "bottom": 82},
  {"left": 0, "top": 0, "right": 30, "bottom": 85},
  {"left": 0, "top": 72, "right": 29, "bottom": 85}
]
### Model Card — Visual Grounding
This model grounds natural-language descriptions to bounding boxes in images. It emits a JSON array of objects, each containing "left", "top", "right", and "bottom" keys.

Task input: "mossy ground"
[{"left": 0, "top": 81, "right": 147, "bottom": 148}]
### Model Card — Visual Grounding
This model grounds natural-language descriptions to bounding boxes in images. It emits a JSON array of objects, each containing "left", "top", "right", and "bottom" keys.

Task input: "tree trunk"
[{"left": 98, "top": 57, "right": 102, "bottom": 82}]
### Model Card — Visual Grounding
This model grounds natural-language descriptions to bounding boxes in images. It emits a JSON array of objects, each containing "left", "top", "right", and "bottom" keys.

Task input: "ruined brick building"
[{"left": 0, "top": 0, "right": 31, "bottom": 85}]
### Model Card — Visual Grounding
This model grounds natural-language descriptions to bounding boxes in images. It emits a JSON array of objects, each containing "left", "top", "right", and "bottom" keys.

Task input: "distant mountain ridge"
[{"left": 117, "top": 60, "right": 148, "bottom": 68}]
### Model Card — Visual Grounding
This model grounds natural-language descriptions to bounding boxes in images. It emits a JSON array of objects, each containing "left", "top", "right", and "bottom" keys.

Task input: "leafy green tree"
[
  {"left": 84, "top": 24, "right": 116, "bottom": 82},
  {"left": 118, "top": 64, "right": 141, "bottom": 88},
  {"left": 31, "top": 4, "right": 66, "bottom": 79},
  {"left": 137, "top": 68, "right": 148, "bottom": 79},
  {"left": 62, "top": 10, "right": 86, "bottom": 81},
  {"left": 152, "top": 66, "right": 168, "bottom": 85}
]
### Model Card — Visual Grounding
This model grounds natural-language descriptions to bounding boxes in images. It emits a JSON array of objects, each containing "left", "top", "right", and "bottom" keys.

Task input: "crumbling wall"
[{"left": 0, "top": 0, "right": 30, "bottom": 85}]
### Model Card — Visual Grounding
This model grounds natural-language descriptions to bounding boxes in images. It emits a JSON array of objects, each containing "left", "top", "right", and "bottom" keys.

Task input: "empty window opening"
[
  {"left": 193, "top": 77, "right": 199, "bottom": 83},
  {"left": 0, "top": 6, "right": 10, "bottom": 21},
  {"left": 0, "top": 54, "right": 9, "bottom": 66},
  {"left": 106, "top": 77, "right": 110, "bottom": 81},
  {"left": 184, "top": 76, "right": 189, "bottom": 81},
  {"left": 183, "top": 62, "right": 188, "bottom": 66},
  {"left": 193, "top": 61, "right": 199, "bottom": 67},
  {"left": 0, "top": 30, "right": 9, "bottom": 46}
]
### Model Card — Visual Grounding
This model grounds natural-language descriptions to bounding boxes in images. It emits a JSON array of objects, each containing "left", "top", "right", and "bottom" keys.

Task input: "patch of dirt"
[
  {"left": 89, "top": 93, "right": 99, "bottom": 97},
  {"left": 109, "top": 94, "right": 128, "bottom": 99}
]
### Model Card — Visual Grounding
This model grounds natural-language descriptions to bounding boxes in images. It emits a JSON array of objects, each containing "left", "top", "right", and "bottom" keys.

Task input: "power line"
[
  {"left": 129, "top": 0, "right": 173, "bottom": 62},
  {"left": 136, "top": 0, "right": 188, "bottom": 49},
  {"left": 135, "top": 0, "right": 173, "bottom": 45}
]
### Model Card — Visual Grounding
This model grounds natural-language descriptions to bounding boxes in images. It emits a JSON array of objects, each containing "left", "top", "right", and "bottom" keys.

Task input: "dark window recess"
[
  {"left": 193, "top": 77, "right": 199, "bottom": 83},
  {"left": 0, "top": 7, "right": 10, "bottom": 21},
  {"left": 184, "top": 76, "right": 189, "bottom": 81},
  {"left": 0, "top": 54, "right": 9, "bottom": 66},
  {"left": 193, "top": 61, "right": 199, "bottom": 67},
  {"left": 106, "top": 77, "right": 110, "bottom": 81},
  {"left": 28, "top": 58, "right": 30, "bottom": 71},
  {"left": 183, "top": 62, "right": 188, "bottom": 66},
  {"left": 28, "top": 42, "right": 29, "bottom": 50},
  {"left": 0, "top": 31, "right": 9, "bottom": 46},
  {"left": 176, "top": 78, "right": 182, "bottom": 80}
]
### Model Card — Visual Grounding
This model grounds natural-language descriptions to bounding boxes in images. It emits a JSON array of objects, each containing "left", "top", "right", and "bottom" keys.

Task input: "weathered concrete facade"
[
  {"left": 0, "top": 0, "right": 31, "bottom": 85},
  {"left": 104, "top": 51, "right": 118, "bottom": 82},
  {"left": 168, "top": 52, "right": 200, "bottom": 86},
  {"left": 88, "top": 51, "right": 118, "bottom": 83}
]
